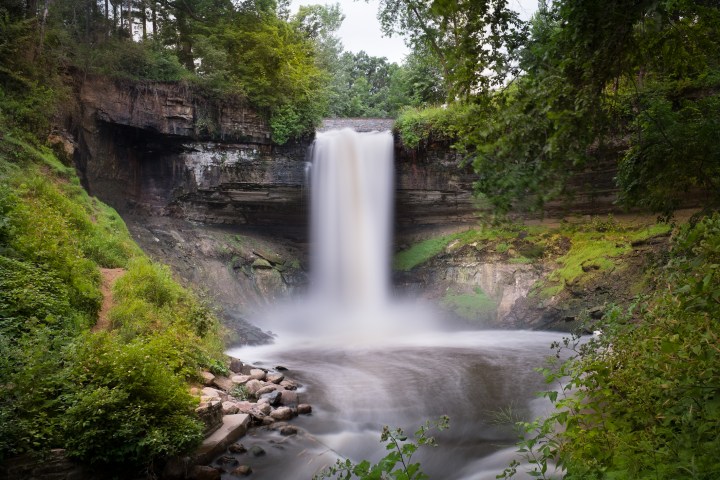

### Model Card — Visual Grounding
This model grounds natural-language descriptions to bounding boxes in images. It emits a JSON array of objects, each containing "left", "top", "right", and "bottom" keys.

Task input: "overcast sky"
[{"left": 289, "top": 0, "right": 540, "bottom": 64}]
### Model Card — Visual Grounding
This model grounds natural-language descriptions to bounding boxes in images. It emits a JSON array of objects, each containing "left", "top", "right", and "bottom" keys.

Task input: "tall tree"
[{"left": 377, "top": 0, "right": 525, "bottom": 101}]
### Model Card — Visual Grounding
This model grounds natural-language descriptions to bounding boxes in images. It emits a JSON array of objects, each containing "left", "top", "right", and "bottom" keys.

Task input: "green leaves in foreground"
[
  {"left": 315, "top": 416, "right": 450, "bottom": 480},
  {"left": 501, "top": 214, "right": 720, "bottom": 479}
]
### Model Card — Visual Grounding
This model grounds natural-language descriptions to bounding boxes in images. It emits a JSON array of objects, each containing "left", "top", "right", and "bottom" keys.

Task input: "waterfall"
[{"left": 309, "top": 129, "right": 395, "bottom": 308}]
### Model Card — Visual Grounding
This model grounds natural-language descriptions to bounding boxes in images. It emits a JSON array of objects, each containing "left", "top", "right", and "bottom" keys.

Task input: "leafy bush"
[
  {"left": 78, "top": 40, "right": 190, "bottom": 82},
  {"left": 0, "top": 139, "right": 224, "bottom": 469},
  {"left": 60, "top": 333, "right": 204, "bottom": 467},
  {"left": 504, "top": 214, "right": 720, "bottom": 479}
]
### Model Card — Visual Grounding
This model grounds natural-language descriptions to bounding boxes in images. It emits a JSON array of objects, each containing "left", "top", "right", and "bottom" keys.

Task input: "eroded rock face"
[
  {"left": 74, "top": 81, "right": 483, "bottom": 232},
  {"left": 79, "top": 76, "right": 271, "bottom": 142}
]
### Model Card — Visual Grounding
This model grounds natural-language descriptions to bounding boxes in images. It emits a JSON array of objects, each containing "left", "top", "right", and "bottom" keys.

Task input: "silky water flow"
[{"left": 228, "top": 129, "right": 563, "bottom": 479}]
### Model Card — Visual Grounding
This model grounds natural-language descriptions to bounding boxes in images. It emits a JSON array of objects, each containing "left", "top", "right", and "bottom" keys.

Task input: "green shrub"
[
  {"left": 0, "top": 139, "right": 225, "bottom": 468},
  {"left": 505, "top": 214, "right": 720, "bottom": 479},
  {"left": 60, "top": 333, "right": 204, "bottom": 467}
]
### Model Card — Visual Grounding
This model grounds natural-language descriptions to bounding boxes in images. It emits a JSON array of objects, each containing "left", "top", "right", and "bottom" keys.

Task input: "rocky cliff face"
[
  {"left": 75, "top": 76, "right": 311, "bottom": 230},
  {"left": 74, "top": 84, "right": 482, "bottom": 234}
]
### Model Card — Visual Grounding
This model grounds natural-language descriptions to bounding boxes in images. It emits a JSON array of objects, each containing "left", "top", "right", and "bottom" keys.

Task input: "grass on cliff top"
[
  {"left": 0, "top": 134, "right": 225, "bottom": 469},
  {"left": 393, "top": 225, "right": 543, "bottom": 271},
  {"left": 536, "top": 220, "right": 671, "bottom": 298},
  {"left": 394, "top": 217, "right": 671, "bottom": 301}
]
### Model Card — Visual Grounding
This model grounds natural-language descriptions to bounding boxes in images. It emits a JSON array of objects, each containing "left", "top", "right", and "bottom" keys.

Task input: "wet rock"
[
  {"left": 217, "top": 455, "right": 238, "bottom": 466},
  {"left": 253, "top": 248, "right": 283, "bottom": 265},
  {"left": 257, "top": 403, "right": 272, "bottom": 415},
  {"left": 229, "top": 357, "right": 244, "bottom": 373},
  {"left": 222, "top": 401, "right": 239, "bottom": 415},
  {"left": 231, "top": 374, "right": 251, "bottom": 385},
  {"left": 190, "top": 465, "right": 221, "bottom": 480},
  {"left": 245, "top": 379, "right": 264, "bottom": 396},
  {"left": 279, "top": 391, "right": 298, "bottom": 407},
  {"left": 260, "top": 390, "right": 282, "bottom": 406},
  {"left": 588, "top": 306, "right": 604, "bottom": 319},
  {"left": 228, "top": 443, "right": 247, "bottom": 454},
  {"left": 280, "top": 425, "right": 298, "bottom": 436},
  {"left": 249, "top": 445, "right": 266, "bottom": 457},
  {"left": 249, "top": 369, "right": 266, "bottom": 381},
  {"left": 275, "top": 365, "right": 288, "bottom": 371},
  {"left": 270, "top": 407, "right": 293, "bottom": 421},
  {"left": 231, "top": 465, "right": 253, "bottom": 476},
  {"left": 298, "top": 404, "right": 312, "bottom": 415},
  {"left": 279, "top": 380, "right": 297, "bottom": 390},
  {"left": 213, "top": 376, "right": 234, "bottom": 392},
  {"left": 201, "top": 371, "right": 216, "bottom": 386},
  {"left": 233, "top": 401, "right": 253, "bottom": 414},
  {"left": 266, "top": 373, "right": 284, "bottom": 384},
  {"left": 256, "top": 385, "right": 278, "bottom": 396},
  {"left": 251, "top": 258, "right": 272, "bottom": 269},
  {"left": 262, "top": 416, "right": 275, "bottom": 426}
]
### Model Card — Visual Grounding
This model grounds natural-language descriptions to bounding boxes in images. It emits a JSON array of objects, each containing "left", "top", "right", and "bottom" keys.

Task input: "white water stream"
[{"left": 227, "top": 129, "right": 562, "bottom": 479}]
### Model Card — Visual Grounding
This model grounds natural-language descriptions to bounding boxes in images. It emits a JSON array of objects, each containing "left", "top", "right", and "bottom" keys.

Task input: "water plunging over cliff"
[
  {"left": 229, "top": 128, "right": 562, "bottom": 479},
  {"left": 309, "top": 129, "right": 394, "bottom": 307}
]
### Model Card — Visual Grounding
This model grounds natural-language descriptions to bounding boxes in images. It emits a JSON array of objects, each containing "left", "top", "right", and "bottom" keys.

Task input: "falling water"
[
  {"left": 228, "top": 127, "right": 565, "bottom": 479},
  {"left": 309, "top": 129, "right": 394, "bottom": 307}
]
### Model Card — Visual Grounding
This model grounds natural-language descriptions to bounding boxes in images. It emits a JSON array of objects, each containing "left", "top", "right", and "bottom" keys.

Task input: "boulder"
[
  {"left": 201, "top": 387, "right": 223, "bottom": 400},
  {"left": 249, "top": 369, "right": 266, "bottom": 381},
  {"left": 222, "top": 401, "right": 239, "bottom": 415},
  {"left": 217, "top": 455, "right": 238, "bottom": 466},
  {"left": 251, "top": 258, "right": 272, "bottom": 269},
  {"left": 266, "top": 373, "right": 285, "bottom": 384},
  {"left": 257, "top": 404, "right": 272, "bottom": 416},
  {"left": 270, "top": 407, "right": 293, "bottom": 421},
  {"left": 231, "top": 375, "right": 251, "bottom": 385},
  {"left": 298, "top": 404, "right": 312, "bottom": 415},
  {"left": 228, "top": 443, "right": 247, "bottom": 454},
  {"left": 229, "top": 357, "right": 244, "bottom": 373},
  {"left": 235, "top": 401, "right": 255, "bottom": 414},
  {"left": 280, "top": 426, "right": 298, "bottom": 436},
  {"left": 249, "top": 445, "right": 266, "bottom": 457},
  {"left": 231, "top": 465, "right": 253, "bottom": 476},
  {"left": 245, "top": 379, "right": 265, "bottom": 396},
  {"left": 189, "top": 465, "right": 221, "bottom": 480},
  {"left": 260, "top": 390, "right": 282, "bottom": 406},
  {"left": 255, "top": 385, "right": 278, "bottom": 396},
  {"left": 279, "top": 380, "right": 297, "bottom": 390},
  {"left": 279, "top": 391, "right": 298, "bottom": 407},
  {"left": 200, "top": 371, "right": 216, "bottom": 386},
  {"left": 212, "top": 376, "right": 234, "bottom": 392}
]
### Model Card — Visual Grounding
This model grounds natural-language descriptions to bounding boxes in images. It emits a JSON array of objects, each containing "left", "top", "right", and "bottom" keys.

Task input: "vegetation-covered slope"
[{"left": 0, "top": 129, "right": 226, "bottom": 473}]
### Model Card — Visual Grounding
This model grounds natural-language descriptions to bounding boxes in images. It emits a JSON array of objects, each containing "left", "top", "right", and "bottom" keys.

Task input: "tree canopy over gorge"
[
  {"left": 393, "top": 0, "right": 720, "bottom": 218},
  {"left": 1, "top": 0, "right": 446, "bottom": 143}
]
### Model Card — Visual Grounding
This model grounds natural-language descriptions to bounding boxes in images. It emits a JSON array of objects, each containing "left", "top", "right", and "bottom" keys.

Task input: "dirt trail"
[{"left": 93, "top": 268, "right": 126, "bottom": 332}]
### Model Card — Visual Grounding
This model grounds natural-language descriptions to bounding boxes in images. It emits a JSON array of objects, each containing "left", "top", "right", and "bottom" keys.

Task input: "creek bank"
[{"left": 177, "top": 358, "right": 312, "bottom": 480}]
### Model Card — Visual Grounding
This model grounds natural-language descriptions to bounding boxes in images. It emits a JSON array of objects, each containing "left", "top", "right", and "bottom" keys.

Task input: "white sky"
[{"left": 289, "top": 0, "right": 540, "bottom": 64}]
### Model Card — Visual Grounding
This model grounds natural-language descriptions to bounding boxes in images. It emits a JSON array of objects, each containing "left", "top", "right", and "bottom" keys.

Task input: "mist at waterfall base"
[{"left": 227, "top": 129, "right": 563, "bottom": 479}]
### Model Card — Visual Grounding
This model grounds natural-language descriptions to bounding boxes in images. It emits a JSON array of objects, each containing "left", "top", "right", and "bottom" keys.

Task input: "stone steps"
[{"left": 194, "top": 414, "right": 251, "bottom": 465}]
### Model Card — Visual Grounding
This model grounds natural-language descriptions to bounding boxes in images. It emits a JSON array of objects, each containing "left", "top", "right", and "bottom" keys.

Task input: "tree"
[{"left": 377, "top": 0, "right": 525, "bottom": 101}]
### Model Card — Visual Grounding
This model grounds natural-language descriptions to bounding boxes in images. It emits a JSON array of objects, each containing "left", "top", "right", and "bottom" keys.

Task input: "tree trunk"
[
  {"left": 176, "top": 9, "right": 194, "bottom": 71},
  {"left": 141, "top": 0, "right": 147, "bottom": 41},
  {"left": 151, "top": 1, "right": 157, "bottom": 37},
  {"left": 26, "top": 0, "right": 38, "bottom": 18}
]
